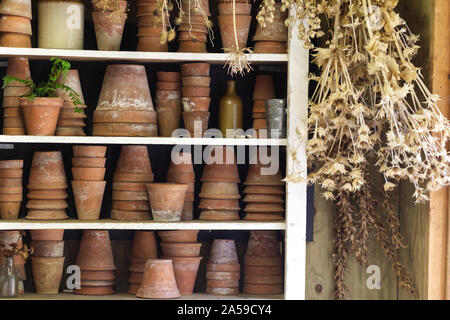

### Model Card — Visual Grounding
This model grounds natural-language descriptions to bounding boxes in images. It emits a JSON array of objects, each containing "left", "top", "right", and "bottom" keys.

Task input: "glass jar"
[
  {"left": 0, "top": 257, "right": 19, "bottom": 298},
  {"left": 38, "top": 0, "right": 85, "bottom": 49},
  {"left": 219, "top": 80, "right": 243, "bottom": 137}
]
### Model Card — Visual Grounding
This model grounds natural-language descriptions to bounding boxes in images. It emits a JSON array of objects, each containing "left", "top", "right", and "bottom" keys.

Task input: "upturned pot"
[
  {"left": 170, "top": 257, "right": 202, "bottom": 295},
  {"left": 160, "top": 243, "right": 202, "bottom": 257},
  {"left": 156, "top": 81, "right": 181, "bottom": 91},
  {"left": 246, "top": 231, "right": 280, "bottom": 257},
  {"left": 158, "top": 230, "right": 199, "bottom": 243},
  {"left": 199, "top": 182, "right": 240, "bottom": 199},
  {"left": 245, "top": 162, "right": 284, "bottom": 186},
  {"left": 30, "top": 229, "right": 64, "bottom": 241},
  {"left": 136, "top": 259, "right": 181, "bottom": 299},
  {"left": 181, "top": 77, "right": 210, "bottom": 88},
  {"left": 72, "top": 157, "right": 106, "bottom": 168},
  {"left": 181, "top": 97, "right": 211, "bottom": 112},
  {"left": 178, "top": 40, "right": 207, "bottom": 53},
  {"left": 72, "top": 180, "right": 107, "bottom": 220},
  {"left": 0, "top": 14, "right": 32, "bottom": 35},
  {"left": 156, "top": 72, "right": 181, "bottom": 82},
  {"left": 253, "top": 75, "right": 276, "bottom": 100},
  {"left": 56, "top": 70, "right": 86, "bottom": 104},
  {"left": 182, "top": 111, "right": 210, "bottom": 137},
  {"left": 243, "top": 185, "right": 285, "bottom": 195},
  {"left": 145, "top": 183, "right": 189, "bottom": 221},
  {"left": 72, "top": 145, "right": 107, "bottom": 158},
  {"left": 182, "top": 86, "right": 210, "bottom": 98},
  {"left": 218, "top": 2, "right": 251, "bottom": 15},
  {"left": 92, "top": 11, "right": 126, "bottom": 51},
  {"left": 76, "top": 230, "right": 116, "bottom": 271},
  {"left": 208, "top": 239, "right": 239, "bottom": 265},
  {"left": 27, "top": 151, "right": 68, "bottom": 189},
  {"left": 137, "top": 36, "right": 168, "bottom": 52},
  {"left": 0, "top": 0, "right": 32, "bottom": 19},
  {"left": 198, "top": 198, "right": 240, "bottom": 211},
  {"left": 0, "top": 32, "right": 31, "bottom": 48},
  {"left": 242, "top": 283, "right": 283, "bottom": 295},
  {"left": 157, "top": 109, "right": 182, "bottom": 137},
  {"left": 5, "top": 57, "right": 31, "bottom": 85},
  {"left": 253, "top": 3, "right": 288, "bottom": 42},
  {"left": 131, "top": 231, "right": 158, "bottom": 259},
  {"left": 20, "top": 97, "right": 63, "bottom": 136},
  {"left": 0, "top": 201, "right": 21, "bottom": 219},
  {"left": 116, "top": 145, "right": 152, "bottom": 174},
  {"left": 155, "top": 99, "right": 182, "bottom": 112},
  {"left": 180, "top": 63, "right": 210, "bottom": 77},
  {"left": 201, "top": 157, "right": 240, "bottom": 183},
  {"left": 31, "top": 241, "right": 64, "bottom": 258},
  {"left": 155, "top": 90, "right": 181, "bottom": 100},
  {"left": 218, "top": 15, "right": 251, "bottom": 50},
  {"left": 72, "top": 167, "right": 106, "bottom": 181},
  {"left": 27, "top": 189, "right": 68, "bottom": 200},
  {"left": 31, "top": 257, "right": 65, "bottom": 294},
  {"left": 0, "top": 160, "right": 23, "bottom": 170},
  {"left": 92, "top": 0, "right": 127, "bottom": 12},
  {"left": 254, "top": 40, "right": 287, "bottom": 54},
  {"left": 168, "top": 152, "right": 193, "bottom": 173}
]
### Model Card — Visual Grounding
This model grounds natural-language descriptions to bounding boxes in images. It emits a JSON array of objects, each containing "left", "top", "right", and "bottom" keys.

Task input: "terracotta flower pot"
[
  {"left": 199, "top": 198, "right": 240, "bottom": 211},
  {"left": 178, "top": 31, "right": 207, "bottom": 42},
  {"left": 181, "top": 201, "right": 194, "bottom": 221},
  {"left": 31, "top": 257, "right": 65, "bottom": 294},
  {"left": 246, "top": 231, "right": 280, "bottom": 257},
  {"left": 199, "top": 182, "right": 240, "bottom": 199},
  {"left": 242, "top": 283, "right": 283, "bottom": 295},
  {"left": 30, "top": 229, "right": 64, "bottom": 241},
  {"left": 160, "top": 243, "right": 202, "bottom": 258},
  {"left": 156, "top": 81, "right": 181, "bottom": 91},
  {"left": 137, "top": 25, "right": 164, "bottom": 36},
  {"left": 112, "top": 190, "right": 149, "bottom": 201},
  {"left": 72, "top": 180, "right": 107, "bottom": 220},
  {"left": 0, "top": 14, "right": 32, "bottom": 35},
  {"left": 96, "top": 65, "right": 154, "bottom": 111},
  {"left": 76, "top": 230, "right": 116, "bottom": 271},
  {"left": 156, "top": 72, "right": 181, "bottom": 82},
  {"left": 111, "top": 209, "right": 151, "bottom": 221},
  {"left": 182, "top": 111, "right": 210, "bottom": 136},
  {"left": 218, "top": 15, "right": 251, "bottom": 50},
  {"left": 218, "top": 2, "right": 252, "bottom": 15},
  {"left": 208, "top": 239, "right": 239, "bottom": 265},
  {"left": 0, "top": 0, "right": 32, "bottom": 19},
  {"left": 243, "top": 274, "right": 284, "bottom": 285},
  {"left": 5, "top": 57, "right": 31, "bottom": 85},
  {"left": 20, "top": 97, "right": 63, "bottom": 135},
  {"left": 243, "top": 194, "right": 284, "bottom": 203},
  {"left": 131, "top": 231, "right": 158, "bottom": 259},
  {"left": 253, "top": 3, "right": 288, "bottom": 42},
  {"left": 27, "top": 189, "right": 68, "bottom": 200},
  {"left": 25, "top": 209, "right": 69, "bottom": 220},
  {"left": 74, "top": 286, "right": 115, "bottom": 295},
  {"left": 27, "top": 151, "right": 68, "bottom": 189},
  {"left": 93, "top": 0, "right": 127, "bottom": 11},
  {"left": 206, "top": 286, "right": 239, "bottom": 295},
  {"left": 31, "top": 241, "right": 64, "bottom": 258},
  {"left": 71, "top": 167, "right": 106, "bottom": 181},
  {"left": 201, "top": 148, "right": 240, "bottom": 182},
  {"left": 72, "top": 157, "right": 106, "bottom": 168},
  {"left": 72, "top": 146, "right": 107, "bottom": 158},
  {"left": 244, "top": 265, "right": 283, "bottom": 276},
  {"left": 245, "top": 162, "right": 284, "bottom": 186},
  {"left": 178, "top": 40, "right": 207, "bottom": 53},
  {"left": 206, "top": 271, "right": 240, "bottom": 280},
  {"left": 55, "top": 70, "right": 85, "bottom": 104},
  {"left": 244, "top": 203, "right": 284, "bottom": 213},
  {"left": 181, "top": 77, "right": 211, "bottom": 88},
  {"left": 254, "top": 40, "right": 287, "bottom": 54},
  {"left": 207, "top": 262, "right": 241, "bottom": 272},
  {"left": 181, "top": 0, "right": 210, "bottom": 15},
  {"left": 157, "top": 109, "right": 182, "bottom": 137},
  {"left": 116, "top": 145, "right": 152, "bottom": 174},
  {"left": 82, "top": 270, "right": 116, "bottom": 281},
  {"left": 207, "top": 279, "right": 239, "bottom": 288},
  {"left": 137, "top": 36, "right": 168, "bottom": 52},
  {"left": 156, "top": 90, "right": 181, "bottom": 100},
  {"left": 253, "top": 75, "right": 276, "bottom": 100},
  {"left": 0, "top": 202, "right": 21, "bottom": 219},
  {"left": 92, "top": 122, "right": 158, "bottom": 137},
  {"left": 200, "top": 209, "right": 240, "bottom": 221},
  {"left": 243, "top": 185, "right": 285, "bottom": 195},
  {"left": 170, "top": 257, "right": 202, "bottom": 295},
  {"left": 0, "top": 32, "right": 31, "bottom": 48},
  {"left": 244, "top": 255, "right": 283, "bottom": 266},
  {"left": 168, "top": 152, "right": 193, "bottom": 173},
  {"left": 181, "top": 63, "right": 210, "bottom": 77},
  {"left": 136, "top": 259, "right": 181, "bottom": 299},
  {"left": 92, "top": 11, "right": 126, "bottom": 51},
  {"left": 112, "top": 181, "right": 147, "bottom": 192},
  {"left": 112, "top": 200, "right": 150, "bottom": 211},
  {"left": 0, "top": 169, "right": 22, "bottom": 178},
  {"left": 155, "top": 99, "right": 182, "bottom": 112},
  {"left": 157, "top": 230, "right": 199, "bottom": 243},
  {"left": 182, "top": 87, "right": 210, "bottom": 98},
  {"left": 145, "top": 183, "right": 189, "bottom": 221},
  {"left": 26, "top": 199, "right": 68, "bottom": 210},
  {"left": 166, "top": 171, "right": 195, "bottom": 184}
]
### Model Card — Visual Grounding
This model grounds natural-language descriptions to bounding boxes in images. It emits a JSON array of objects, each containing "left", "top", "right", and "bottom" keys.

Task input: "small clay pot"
[
  {"left": 252, "top": 3, "right": 288, "bottom": 42},
  {"left": 0, "top": 169, "right": 22, "bottom": 178},
  {"left": 131, "top": 231, "right": 158, "bottom": 259},
  {"left": 160, "top": 242, "right": 202, "bottom": 257},
  {"left": 246, "top": 231, "right": 281, "bottom": 257},
  {"left": 31, "top": 257, "right": 65, "bottom": 294},
  {"left": 30, "top": 229, "right": 64, "bottom": 241},
  {"left": 0, "top": 32, "right": 31, "bottom": 48},
  {"left": 72, "top": 157, "right": 106, "bottom": 168},
  {"left": 27, "top": 151, "right": 68, "bottom": 189},
  {"left": 76, "top": 230, "right": 116, "bottom": 271},
  {"left": 244, "top": 212, "right": 284, "bottom": 221},
  {"left": 0, "top": 0, "right": 32, "bottom": 19},
  {"left": 242, "top": 283, "right": 283, "bottom": 295},
  {"left": 253, "top": 75, "right": 276, "bottom": 100},
  {"left": 181, "top": 63, "right": 210, "bottom": 77},
  {"left": 208, "top": 239, "right": 239, "bottom": 265},
  {"left": 244, "top": 162, "right": 284, "bottom": 186},
  {"left": 254, "top": 41, "right": 287, "bottom": 54},
  {"left": 137, "top": 36, "right": 168, "bottom": 52},
  {"left": 55, "top": 127, "right": 86, "bottom": 136},
  {"left": 244, "top": 203, "right": 285, "bottom": 213},
  {"left": 136, "top": 259, "right": 181, "bottom": 299},
  {"left": 243, "top": 274, "right": 284, "bottom": 285},
  {"left": 137, "top": 25, "right": 164, "bottom": 36},
  {"left": 180, "top": 0, "right": 210, "bottom": 15},
  {"left": 0, "top": 202, "right": 21, "bottom": 219},
  {"left": 112, "top": 200, "right": 150, "bottom": 211},
  {"left": 199, "top": 210, "right": 240, "bottom": 221},
  {"left": 72, "top": 180, "right": 107, "bottom": 220},
  {"left": 156, "top": 90, "right": 181, "bottom": 100},
  {"left": 0, "top": 178, "right": 22, "bottom": 188},
  {"left": 113, "top": 172, "right": 154, "bottom": 183},
  {"left": 181, "top": 201, "right": 194, "bottom": 221},
  {"left": 25, "top": 209, "right": 69, "bottom": 220},
  {"left": 218, "top": 15, "right": 251, "bottom": 50},
  {"left": 112, "top": 181, "right": 147, "bottom": 192},
  {"left": 243, "top": 194, "right": 284, "bottom": 203},
  {"left": 0, "top": 186, "right": 22, "bottom": 194},
  {"left": 155, "top": 99, "right": 182, "bottom": 111},
  {"left": 5, "top": 57, "right": 31, "bottom": 84},
  {"left": 111, "top": 210, "right": 151, "bottom": 221},
  {"left": 56, "top": 70, "right": 85, "bottom": 104},
  {"left": 20, "top": 97, "right": 63, "bottom": 135},
  {"left": 157, "top": 230, "right": 199, "bottom": 243},
  {"left": 182, "top": 87, "right": 210, "bottom": 98},
  {"left": 243, "top": 185, "right": 285, "bottom": 195},
  {"left": 72, "top": 145, "right": 107, "bottom": 158},
  {"left": 81, "top": 270, "right": 115, "bottom": 281},
  {"left": 72, "top": 167, "right": 106, "bottom": 181},
  {"left": 145, "top": 183, "right": 189, "bottom": 222},
  {"left": 166, "top": 171, "right": 195, "bottom": 183},
  {"left": 170, "top": 257, "right": 202, "bottom": 295},
  {"left": 92, "top": 11, "right": 126, "bottom": 51},
  {"left": 206, "top": 271, "right": 240, "bottom": 280},
  {"left": 0, "top": 14, "right": 32, "bottom": 35},
  {"left": 201, "top": 164, "right": 240, "bottom": 183},
  {"left": 26, "top": 199, "right": 68, "bottom": 210},
  {"left": 31, "top": 241, "right": 64, "bottom": 258},
  {"left": 207, "top": 263, "right": 241, "bottom": 272},
  {"left": 157, "top": 109, "right": 182, "bottom": 137},
  {"left": 112, "top": 190, "right": 149, "bottom": 201},
  {"left": 199, "top": 182, "right": 240, "bottom": 199},
  {"left": 207, "top": 279, "right": 240, "bottom": 288},
  {"left": 0, "top": 193, "right": 22, "bottom": 202},
  {"left": 244, "top": 255, "right": 283, "bottom": 267},
  {"left": 206, "top": 286, "right": 239, "bottom": 295},
  {"left": 218, "top": 2, "right": 252, "bottom": 15},
  {"left": 178, "top": 40, "right": 207, "bottom": 53},
  {"left": 27, "top": 189, "right": 68, "bottom": 200},
  {"left": 116, "top": 145, "right": 152, "bottom": 174},
  {"left": 156, "top": 72, "right": 181, "bottom": 82},
  {"left": 178, "top": 31, "right": 207, "bottom": 42},
  {"left": 156, "top": 81, "right": 181, "bottom": 91},
  {"left": 167, "top": 152, "right": 193, "bottom": 173},
  {"left": 181, "top": 77, "right": 211, "bottom": 88},
  {"left": 182, "top": 111, "right": 210, "bottom": 136}
]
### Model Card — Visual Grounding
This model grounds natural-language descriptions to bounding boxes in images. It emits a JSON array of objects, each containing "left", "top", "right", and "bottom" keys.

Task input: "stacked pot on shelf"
[
  {"left": 0, "top": 230, "right": 26, "bottom": 294},
  {"left": 252, "top": 75, "right": 276, "bottom": 137},
  {"left": 217, "top": 0, "right": 252, "bottom": 51},
  {"left": 136, "top": 259, "right": 180, "bottom": 299},
  {"left": 93, "top": 65, "right": 158, "bottom": 137},
  {"left": 206, "top": 239, "right": 241, "bottom": 295},
  {"left": 111, "top": 146, "right": 153, "bottom": 221},
  {"left": 199, "top": 146, "right": 241, "bottom": 221},
  {"left": 178, "top": 0, "right": 211, "bottom": 53},
  {"left": 136, "top": 0, "right": 168, "bottom": 52},
  {"left": 243, "top": 231, "right": 284, "bottom": 295},
  {"left": 71, "top": 146, "right": 107, "bottom": 220},
  {"left": 253, "top": 2, "right": 288, "bottom": 53},
  {"left": 181, "top": 63, "right": 211, "bottom": 137},
  {"left": 75, "top": 230, "right": 116, "bottom": 295},
  {"left": 159, "top": 230, "right": 202, "bottom": 295},
  {"left": 145, "top": 182, "right": 188, "bottom": 221},
  {"left": 0, "top": 0, "right": 32, "bottom": 47},
  {"left": 92, "top": 0, "right": 127, "bottom": 51},
  {"left": 0, "top": 160, "right": 23, "bottom": 220},
  {"left": 2, "top": 57, "right": 30, "bottom": 135},
  {"left": 25, "top": 151, "right": 69, "bottom": 220},
  {"left": 155, "top": 71, "right": 182, "bottom": 137},
  {"left": 128, "top": 231, "right": 158, "bottom": 295}
]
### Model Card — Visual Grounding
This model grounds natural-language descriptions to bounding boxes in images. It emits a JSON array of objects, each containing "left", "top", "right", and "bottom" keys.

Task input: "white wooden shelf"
[
  {"left": 0, "top": 220, "right": 286, "bottom": 231},
  {"left": 0, "top": 47, "right": 287, "bottom": 64},
  {"left": 0, "top": 135, "right": 287, "bottom": 146}
]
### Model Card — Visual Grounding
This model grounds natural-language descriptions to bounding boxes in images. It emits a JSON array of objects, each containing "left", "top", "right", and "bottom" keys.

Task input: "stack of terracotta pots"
[
  {"left": 178, "top": 0, "right": 211, "bottom": 53},
  {"left": 128, "top": 231, "right": 158, "bottom": 295},
  {"left": 243, "top": 231, "right": 284, "bottom": 294},
  {"left": 25, "top": 151, "right": 69, "bottom": 220},
  {"left": 145, "top": 183, "right": 188, "bottom": 221},
  {"left": 158, "top": 230, "right": 202, "bottom": 295},
  {"left": 243, "top": 148, "right": 285, "bottom": 221},
  {"left": 155, "top": 71, "right": 182, "bottom": 137},
  {"left": 75, "top": 230, "right": 116, "bottom": 295},
  {"left": 0, "top": 230, "right": 26, "bottom": 294},
  {"left": 92, "top": 0, "right": 127, "bottom": 51},
  {"left": 252, "top": 75, "right": 275, "bottom": 137},
  {"left": 71, "top": 146, "right": 107, "bottom": 220},
  {"left": 93, "top": 65, "right": 158, "bottom": 137},
  {"left": 206, "top": 239, "right": 240, "bottom": 295},
  {"left": 136, "top": 0, "right": 168, "bottom": 52},
  {"left": 0, "top": 0, "right": 32, "bottom": 47},
  {"left": 111, "top": 145, "right": 153, "bottom": 220},
  {"left": 253, "top": 3, "right": 288, "bottom": 53},
  {"left": 166, "top": 151, "right": 195, "bottom": 221},
  {"left": 2, "top": 57, "right": 30, "bottom": 135},
  {"left": 136, "top": 259, "right": 180, "bottom": 299},
  {"left": 181, "top": 63, "right": 211, "bottom": 137},
  {"left": 217, "top": 0, "right": 252, "bottom": 51},
  {"left": 0, "top": 160, "right": 23, "bottom": 220},
  {"left": 199, "top": 147, "right": 241, "bottom": 221},
  {"left": 55, "top": 70, "right": 87, "bottom": 136}
]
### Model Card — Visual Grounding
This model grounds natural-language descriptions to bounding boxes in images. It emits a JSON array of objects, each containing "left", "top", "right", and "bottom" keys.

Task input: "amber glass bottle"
[{"left": 219, "top": 80, "right": 243, "bottom": 137}]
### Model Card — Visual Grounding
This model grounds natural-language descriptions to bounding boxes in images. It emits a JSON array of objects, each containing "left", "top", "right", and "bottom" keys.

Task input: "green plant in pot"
[{"left": 2, "top": 58, "right": 82, "bottom": 136}]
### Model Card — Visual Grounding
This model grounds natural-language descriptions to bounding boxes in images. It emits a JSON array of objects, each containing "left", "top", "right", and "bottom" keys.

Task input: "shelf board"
[
  {"left": 0, "top": 219, "right": 286, "bottom": 230},
  {"left": 0, "top": 135, "right": 287, "bottom": 146},
  {"left": 0, "top": 47, "right": 287, "bottom": 64}
]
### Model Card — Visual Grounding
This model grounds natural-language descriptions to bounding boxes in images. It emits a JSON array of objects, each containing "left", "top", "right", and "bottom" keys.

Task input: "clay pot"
[
  {"left": 199, "top": 199, "right": 240, "bottom": 211},
  {"left": 5, "top": 57, "right": 31, "bottom": 85},
  {"left": 93, "top": 0, "right": 127, "bottom": 11},
  {"left": 253, "top": 3, "right": 288, "bottom": 42},
  {"left": 75, "top": 286, "right": 115, "bottom": 295},
  {"left": 218, "top": 15, "right": 251, "bottom": 50},
  {"left": 94, "top": 110, "right": 157, "bottom": 124},
  {"left": 31, "top": 257, "right": 65, "bottom": 294},
  {"left": 156, "top": 90, "right": 181, "bottom": 100},
  {"left": 246, "top": 213, "right": 283, "bottom": 222},
  {"left": 156, "top": 81, "right": 181, "bottom": 91},
  {"left": 245, "top": 162, "right": 284, "bottom": 186},
  {"left": 30, "top": 229, "right": 64, "bottom": 241},
  {"left": 218, "top": 2, "right": 251, "bottom": 15},
  {"left": 206, "top": 286, "right": 239, "bottom": 295},
  {"left": 253, "top": 75, "right": 276, "bottom": 100},
  {"left": 158, "top": 230, "right": 199, "bottom": 243},
  {"left": 168, "top": 152, "right": 193, "bottom": 173},
  {"left": 170, "top": 257, "right": 202, "bottom": 295},
  {"left": 28, "top": 151, "right": 68, "bottom": 189},
  {"left": 181, "top": 0, "right": 210, "bottom": 15},
  {"left": 25, "top": 209, "right": 69, "bottom": 220},
  {"left": 0, "top": 32, "right": 31, "bottom": 48},
  {"left": 76, "top": 230, "right": 116, "bottom": 271},
  {"left": 201, "top": 163, "right": 240, "bottom": 183},
  {"left": 181, "top": 77, "right": 210, "bottom": 88},
  {"left": 244, "top": 255, "right": 283, "bottom": 266},
  {"left": 136, "top": 259, "right": 181, "bottom": 299},
  {"left": 157, "top": 110, "right": 182, "bottom": 137},
  {"left": 92, "top": 11, "right": 126, "bottom": 51},
  {"left": 208, "top": 279, "right": 239, "bottom": 289},
  {"left": 182, "top": 111, "right": 210, "bottom": 136},
  {"left": 206, "top": 271, "right": 240, "bottom": 280},
  {"left": 0, "top": 0, "right": 32, "bottom": 19},
  {"left": 137, "top": 36, "right": 168, "bottom": 52},
  {"left": 96, "top": 65, "right": 153, "bottom": 111},
  {"left": 111, "top": 210, "right": 151, "bottom": 220},
  {"left": 181, "top": 63, "right": 210, "bottom": 77},
  {"left": 155, "top": 99, "right": 182, "bottom": 112},
  {"left": 156, "top": 72, "right": 181, "bottom": 82},
  {"left": 0, "top": 15, "right": 32, "bottom": 35},
  {"left": 208, "top": 239, "right": 239, "bottom": 265},
  {"left": 181, "top": 201, "right": 194, "bottom": 221},
  {"left": 71, "top": 167, "right": 106, "bottom": 181},
  {"left": 112, "top": 200, "right": 150, "bottom": 211},
  {"left": 178, "top": 40, "right": 207, "bottom": 53},
  {"left": 160, "top": 243, "right": 202, "bottom": 258},
  {"left": 20, "top": 97, "right": 63, "bottom": 135},
  {"left": 244, "top": 274, "right": 284, "bottom": 285},
  {"left": 92, "top": 122, "right": 158, "bottom": 137},
  {"left": 244, "top": 203, "right": 284, "bottom": 213},
  {"left": 145, "top": 183, "right": 189, "bottom": 221},
  {"left": 26, "top": 199, "right": 68, "bottom": 210},
  {"left": 182, "top": 87, "right": 210, "bottom": 98},
  {"left": 246, "top": 231, "right": 280, "bottom": 257},
  {"left": 254, "top": 41, "right": 287, "bottom": 54},
  {"left": 0, "top": 193, "right": 22, "bottom": 202},
  {"left": 3, "top": 86, "right": 29, "bottom": 96},
  {"left": 27, "top": 189, "right": 68, "bottom": 200},
  {"left": 0, "top": 178, "right": 22, "bottom": 188},
  {"left": 0, "top": 202, "right": 21, "bottom": 219},
  {"left": 112, "top": 181, "right": 147, "bottom": 192},
  {"left": 166, "top": 171, "right": 195, "bottom": 183},
  {"left": 178, "top": 31, "right": 207, "bottom": 42},
  {"left": 56, "top": 70, "right": 85, "bottom": 104},
  {"left": 244, "top": 265, "right": 283, "bottom": 276},
  {"left": 72, "top": 180, "right": 107, "bottom": 220},
  {"left": 242, "top": 283, "right": 283, "bottom": 295},
  {"left": 207, "top": 263, "right": 241, "bottom": 272},
  {"left": 116, "top": 146, "right": 152, "bottom": 174},
  {"left": 244, "top": 194, "right": 284, "bottom": 203},
  {"left": 72, "top": 157, "right": 106, "bottom": 168},
  {"left": 0, "top": 169, "right": 22, "bottom": 178},
  {"left": 244, "top": 185, "right": 285, "bottom": 195},
  {"left": 55, "top": 127, "right": 86, "bottom": 136},
  {"left": 180, "top": 13, "right": 206, "bottom": 25},
  {"left": 81, "top": 270, "right": 115, "bottom": 281},
  {"left": 131, "top": 231, "right": 158, "bottom": 259},
  {"left": 112, "top": 190, "right": 148, "bottom": 201},
  {"left": 31, "top": 241, "right": 64, "bottom": 257},
  {"left": 199, "top": 182, "right": 240, "bottom": 199},
  {"left": 138, "top": 25, "right": 164, "bottom": 36},
  {"left": 178, "top": 22, "right": 208, "bottom": 33}
]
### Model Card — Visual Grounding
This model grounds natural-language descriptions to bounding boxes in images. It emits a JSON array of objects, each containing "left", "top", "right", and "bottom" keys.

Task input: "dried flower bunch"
[
  {"left": 0, "top": 232, "right": 32, "bottom": 261},
  {"left": 259, "top": 0, "right": 450, "bottom": 299},
  {"left": 92, "top": 0, "right": 128, "bottom": 22}
]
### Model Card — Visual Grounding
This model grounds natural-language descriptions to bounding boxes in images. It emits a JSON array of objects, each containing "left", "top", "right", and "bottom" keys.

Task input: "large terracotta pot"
[
  {"left": 136, "top": 259, "right": 181, "bottom": 299},
  {"left": 145, "top": 183, "right": 189, "bottom": 221},
  {"left": 72, "top": 180, "right": 107, "bottom": 220},
  {"left": 92, "top": 11, "right": 126, "bottom": 51},
  {"left": 182, "top": 111, "right": 210, "bottom": 137},
  {"left": 31, "top": 257, "right": 65, "bottom": 294},
  {"left": 131, "top": 231, "right": 158, "bottom": 259},
  {"left": 31, "top": 241, "right": 64, "bottom": 257},
  {"left": 208, "top": 239, "right": 239, "bottom": 265},
  {"left": 20, "top": 97, "right": 63, "bottom": 135},
  {"left": 218, "top": 14, "right": 251, "bottom": 50},
  {"left": 116, "top": 146, "right": 152, "bottom": 174},
  {"left": 76, "top": 230, "right": 116, "bottom": 270},
  {"left": 27, "top": 151, "right": 68, "bottom": 189},
  {"left": 246, "top": 231, "right": 280, "bottom": 257},
  {"left": 170, "top": 257, "right": 202, "bottom": 295}
]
